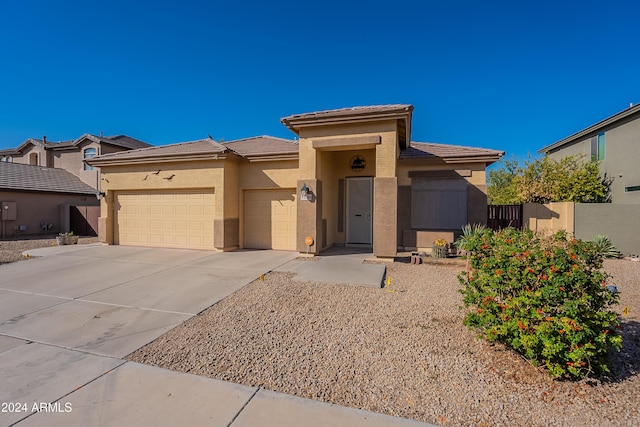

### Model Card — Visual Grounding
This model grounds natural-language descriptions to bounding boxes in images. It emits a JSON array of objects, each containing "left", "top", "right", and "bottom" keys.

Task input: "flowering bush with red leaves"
[{"left": 458, "top": 228, "right": 622, "bottom": 379}]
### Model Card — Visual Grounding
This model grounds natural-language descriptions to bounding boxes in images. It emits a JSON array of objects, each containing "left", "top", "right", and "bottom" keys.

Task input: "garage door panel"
[
  {"left": 115, "top": 190, "right": 215, "bottom": 250},
  {"left": 244, "top": 190, "right": 296, "bottom": 250}
]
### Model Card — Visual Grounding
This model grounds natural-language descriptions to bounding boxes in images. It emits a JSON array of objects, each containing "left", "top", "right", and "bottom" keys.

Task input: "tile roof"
[
  {"left": 89, "top": 134, "right": 151, "bottom": 150},
  {"left": 0, "top": 162, "right": 97, "bottom": 194},
  {"left": 88, "top": 137, "right": 226, "bottom": 162},
  {"left": 223, "top": 136, "right": 298, "bottom": 157},
  {"left": 46, "top": 140, "right": 76, "bottom": 148},
  {"left": 0, "top": 148, "right": 19, "bottom": 156},
  {"left": 401, "top": 142, "right": 504, "bottom": 161},
  {"left": 281, "top": 104, "right": 413, "bottom": 123},
  {"left": 0, "top": 134, "right": 150, "bottom": 154}
]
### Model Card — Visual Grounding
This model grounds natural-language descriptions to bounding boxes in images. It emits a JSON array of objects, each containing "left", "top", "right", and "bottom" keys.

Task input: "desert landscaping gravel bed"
[
  {"left": 0, "top": 237, "right": 97, "bottom": 264},
  {"left": 128, "top": 259, "right": 640, "bottom": 427}
]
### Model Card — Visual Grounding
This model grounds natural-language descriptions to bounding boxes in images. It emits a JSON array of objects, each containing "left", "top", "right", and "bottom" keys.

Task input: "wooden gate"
[
  {"left": 487, "top": 204, "right": 523, "bottom": 230},
  {"left": 70, "top": 205, "right": 99, "bottom": 236}
]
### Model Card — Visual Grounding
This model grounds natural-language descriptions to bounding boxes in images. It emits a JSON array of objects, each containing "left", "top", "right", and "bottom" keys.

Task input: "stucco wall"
[
  {"left": 52, "top": 142, "right": 101, "bottom": 189},
  {"left": 5, "top": 145, "right": 48, "bottom": 167},
  {"left": 574, "top": 204, "right": 640, "bottom": 255},
  {"left": 237, "top": 159, "right": 298, "bottom": 189},
  {"left": 99, "top": 159, "right": 224, "bottom": 244},
  {"left": 0, "top": 191, "right": 98, "bottom": 237},
  {"left": 319, "top": 149, "right": 376, "bottom": 247},
  {"left": 522, "top": 202, "right": 575, "bottom": 236},
  {"left": 520, "top": 201, "right": 640, "bottom": 255},
  {"left": 296, "top": 121, "right": 397, "bottom": 254},
  {"left": 297, "top": 121, "right": 397, "bottom": 180},
  {"left": 396, "top": 161, "right": 488, "bottom": 248}
]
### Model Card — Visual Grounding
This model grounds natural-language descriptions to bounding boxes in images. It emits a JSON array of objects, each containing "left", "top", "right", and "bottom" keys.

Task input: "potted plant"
[
  {"left": 432, "top": 238, "right": 448, "bottom": 258},
  {"left": 56, "top": 231, "right": 79, "bottom": 246}
]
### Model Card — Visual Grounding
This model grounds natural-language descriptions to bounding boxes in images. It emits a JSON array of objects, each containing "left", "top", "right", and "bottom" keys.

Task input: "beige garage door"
[
  {"left": 115, "top": 190, "right": 215, "bottom": 250},
  {"left": 244, "top": 190, "right": 296, "bottom": 250}
]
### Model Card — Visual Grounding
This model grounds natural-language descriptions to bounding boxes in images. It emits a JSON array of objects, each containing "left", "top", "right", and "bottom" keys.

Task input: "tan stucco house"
[{"left": 87, "top": 105, "right": 504, "bottom": 257}]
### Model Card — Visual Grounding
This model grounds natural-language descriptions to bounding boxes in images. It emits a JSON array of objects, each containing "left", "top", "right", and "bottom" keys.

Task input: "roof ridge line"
[
  {"left": 410, "top": 141, "right": 504, "bottom": 152},
  {"left": 223, "top": 135, "right": 296, "bottom": 144}
]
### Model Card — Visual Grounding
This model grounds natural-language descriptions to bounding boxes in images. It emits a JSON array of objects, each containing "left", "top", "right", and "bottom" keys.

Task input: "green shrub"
[{"left": 458, "top": 228, "right": 622, "bottom": 379}]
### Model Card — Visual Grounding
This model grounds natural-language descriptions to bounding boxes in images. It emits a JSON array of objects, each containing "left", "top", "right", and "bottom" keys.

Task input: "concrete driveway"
[
  {"left": 0, "top": 245, "right": 430, "bottom": 427},
  {"left": 0, "top": 246, "right": 297, "bottom": 425}
]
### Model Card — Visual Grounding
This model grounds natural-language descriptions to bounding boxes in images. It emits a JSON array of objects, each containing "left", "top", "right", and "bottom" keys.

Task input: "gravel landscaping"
[
  {"left": 128, "top": 259, "right": 640, "bottom": 427},
  {"left": 0, "top": 236, "right": 98, "bottom": 264}
]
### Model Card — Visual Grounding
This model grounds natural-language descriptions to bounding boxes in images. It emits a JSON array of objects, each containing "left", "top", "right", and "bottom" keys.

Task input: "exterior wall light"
[
  {"left": 96, "top": 191, "right": 106, "bottom": 200},
  {"left": 300, "top": 183, "right": 313, "bottom": 201}
]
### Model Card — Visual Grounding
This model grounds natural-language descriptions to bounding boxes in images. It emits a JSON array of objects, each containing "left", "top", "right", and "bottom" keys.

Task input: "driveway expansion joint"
[{"left": 226, "top": 387, "right": 260, "bottom": 427}]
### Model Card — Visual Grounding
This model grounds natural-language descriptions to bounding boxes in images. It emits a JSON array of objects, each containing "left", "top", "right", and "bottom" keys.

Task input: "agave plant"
[
  {"left": 455, "top": 223, "right": 487, "bottom": 252},
  {"left": 592, "top": 235, "right": 621, "bottom": 258}
]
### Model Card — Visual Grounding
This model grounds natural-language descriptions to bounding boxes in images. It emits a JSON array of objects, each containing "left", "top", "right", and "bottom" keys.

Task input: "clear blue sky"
[{"left": 1, "top": 0, "right": 638, "bottom": 163}]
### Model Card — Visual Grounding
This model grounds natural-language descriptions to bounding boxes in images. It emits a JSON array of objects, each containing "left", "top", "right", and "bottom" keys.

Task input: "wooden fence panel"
[
  {"left": 487, "top": 204, "right": 523, "bottom": 230},
  {"left": 70, "top": 205, "right": 99, "bottom": 236}
]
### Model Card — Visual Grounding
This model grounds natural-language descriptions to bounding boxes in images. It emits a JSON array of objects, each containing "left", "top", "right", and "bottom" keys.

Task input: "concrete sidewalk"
[
  {"left": 1, "top": 244, "right": 433, "bottom": 427},
  {"left": 275, "top": 246, "right": 387, "bottom": 288},
  {"left": 3, "top": 339, "right": 434, "bottom": 427}
]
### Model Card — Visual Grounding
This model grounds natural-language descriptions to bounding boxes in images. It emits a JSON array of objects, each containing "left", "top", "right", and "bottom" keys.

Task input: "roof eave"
[
  {"left": 87, "top": 152, "right": 227, "bottom": 167},
  {"left": 540, "top": 104, "right": 640, "bottom": 154},
  {"left": 0, "top": 187, "right": 97, "bottom": 196},
  {"left": 244, "top": 153, "right": 299, "bottom": 162},
  {"left": 400, "top": 153, "right": 504, "bottom": 164},
  {"left": 281, "top": 107, "right": 413, "bottom": 134}
]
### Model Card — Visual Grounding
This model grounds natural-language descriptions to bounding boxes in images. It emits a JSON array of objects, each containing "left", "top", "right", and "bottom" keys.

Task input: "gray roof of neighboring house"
[
  {"left": 0, "top": 134, "right": 150, "bottom": 155},
  {"left": 401, "top": 142, "right": 504, "bottom": 163},
  {"left": 540, "top": 103, "right": 640, "bottom": 154},
  {"left": 87, "top": 138, "right": 226, "bottom": 163},
  {"left": 0, "top": 162, "right": 97, "bottom": 194},
  {"left": 223, "top": 136, "right": 298, "bottom": 157},
  {"left": 84, "top": 134, "right": 151, "bottom": 150}
]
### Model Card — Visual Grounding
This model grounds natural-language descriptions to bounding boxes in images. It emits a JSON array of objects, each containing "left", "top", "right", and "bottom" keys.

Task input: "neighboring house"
[
  {"left": 87, "top": 105, "right": 504, "bottom": 258},
  {"left": 0, "top": 134, "right": 151, "bottom": 189},
  {"left": 0, "top": 162, "right": 99, "bottom": 237},
  {"left": 539, "top": 103, "right": 640, "bottom": 203}
]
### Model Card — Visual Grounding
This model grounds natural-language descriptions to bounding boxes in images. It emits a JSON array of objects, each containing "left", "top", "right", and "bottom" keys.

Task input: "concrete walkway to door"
[
  {"left": 0, "top": 245, "right": 431, "bottom": 427},
  {"left": 275, "top": 246, "right": 387, "bottom": 288}
]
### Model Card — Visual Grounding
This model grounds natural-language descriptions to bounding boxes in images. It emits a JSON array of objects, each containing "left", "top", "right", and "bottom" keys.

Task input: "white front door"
[{"left": 346, "top": 177, "right": 373, "bottom": 245}]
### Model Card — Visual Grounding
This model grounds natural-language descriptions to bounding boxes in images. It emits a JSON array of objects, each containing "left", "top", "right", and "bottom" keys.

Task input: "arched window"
[
  {"left": 84, "top": 148, "right": 97, "bottom": 170},
  {"left": 29, "top": 152, "right": 38, "bottom": 165}
]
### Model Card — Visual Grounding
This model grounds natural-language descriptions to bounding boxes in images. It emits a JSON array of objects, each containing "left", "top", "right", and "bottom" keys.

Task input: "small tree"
[
  {"left": 488, "top": 155, "right": 610, "bottom": 204},
  {"left": 487, "top": 156, "right": 521, "bottom": 204}
]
